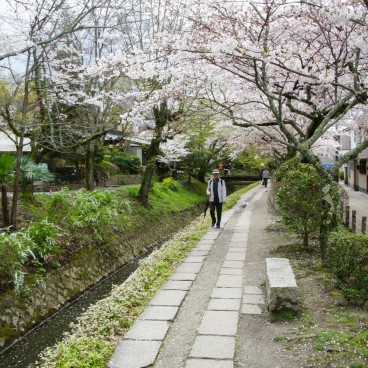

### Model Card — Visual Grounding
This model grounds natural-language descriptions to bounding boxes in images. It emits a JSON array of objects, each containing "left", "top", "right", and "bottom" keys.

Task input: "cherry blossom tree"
[
  {"left": 154, "top": 0, "right": 368, "bottom": 261},
  {"left": 0, "top": 0, "right": 108, "bottom": 228}
]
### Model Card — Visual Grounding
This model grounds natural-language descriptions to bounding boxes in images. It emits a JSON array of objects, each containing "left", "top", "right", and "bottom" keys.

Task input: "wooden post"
[
  {"left": 339, "top": 202, "right": 344, "bottom": 223},
  {"left": 362, "top": 217, "right": 367, "bottom": 235},
  {"left": 352, "top": 210, "right": 356, "bottom": 232},
  {"left": 345, "top": 206, "right": 350, "bottom": 228}
]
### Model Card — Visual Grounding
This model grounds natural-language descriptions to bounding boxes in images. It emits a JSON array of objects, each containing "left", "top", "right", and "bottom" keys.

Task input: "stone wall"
[
  {"left": 0, "top": 205, "right": 202, "bottom": 348},
  {"left": 104, "top": 174, "right": 143, "bottom": 186}
]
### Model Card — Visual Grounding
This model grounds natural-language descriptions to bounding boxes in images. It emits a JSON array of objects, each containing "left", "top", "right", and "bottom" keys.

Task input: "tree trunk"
[
  {"left": 1, "top": 184, "right": 11, "bottom": 227},
  {"left": 11, "top": 126, "right": 25, "bottom": 230},
  {"left": 138, "top": 101, "right": 170, "bottom": 206},
  {"left": 138, "top": 157, "right": 157, "bottom": 206},
  {"left": 85, "top": 140, "right": 96, "bottom": 191},
  {"left": 303, "top": 223, "right": 309, "bottom": 248}
]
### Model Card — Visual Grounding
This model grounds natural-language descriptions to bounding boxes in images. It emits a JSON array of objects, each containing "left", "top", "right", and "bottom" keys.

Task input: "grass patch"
[
  {"left": 38, "top": 183, "right": 257, "bottom": 367},
  {"left": 269, "top": 308, "right": 298, "bottom": 323}
]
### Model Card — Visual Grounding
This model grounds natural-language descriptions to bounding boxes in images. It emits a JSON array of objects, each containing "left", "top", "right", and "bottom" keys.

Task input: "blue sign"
[{"left": 322, "top": 164, "right": 333, "bottom": 169}]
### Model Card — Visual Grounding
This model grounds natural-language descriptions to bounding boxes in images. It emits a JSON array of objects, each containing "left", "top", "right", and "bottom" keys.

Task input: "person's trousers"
[
  {"left": 210, "top": 201, "right": 223, "bottom": 226},
  {"left": 263, "top": 178, "right": 268, "bottom": 187}
]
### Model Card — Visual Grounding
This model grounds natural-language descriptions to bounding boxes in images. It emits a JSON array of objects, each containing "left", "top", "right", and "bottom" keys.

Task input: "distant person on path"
[
  {"left": 207, "top": 169, "right": 227, "bottom": 228},
  {"left": 262, "top": 168, "right": 270, "bottom": 188},
  {"left": 260, "top": 163, "right": 265, "bottom": 183},
  {"left": 224, "top": 162, "right": 232, "bottom": 176}
]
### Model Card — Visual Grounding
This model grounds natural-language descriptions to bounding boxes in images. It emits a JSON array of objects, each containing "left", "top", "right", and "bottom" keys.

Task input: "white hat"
[{"left": 212, "top": 169, "right": 220, "bottom": 174}]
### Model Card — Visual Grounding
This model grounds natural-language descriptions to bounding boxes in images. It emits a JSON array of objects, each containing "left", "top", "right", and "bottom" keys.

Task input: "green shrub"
[
  {"left": 162, "top": 177, "right": 181, "bottom": 192},
  {"left": 110, "top": 152, "right": 141, "bottom": 174},
  {"left": 275, "top": 157, "right": 339, "bottom": 247},
  {"left": 0, "top": 219, "right": 63, "bottom": 292},
  {"left": 96, "top": 161, "right": 120, "bottom": 175},
  {"left": 26, "top": 219, "right": 64, "bottom": 260},
  {"left": 339, "top": 171, "right": 344, "bottom": 180},
  {"left": 326, "top": 227, "right": 368, "bottom": 298}
]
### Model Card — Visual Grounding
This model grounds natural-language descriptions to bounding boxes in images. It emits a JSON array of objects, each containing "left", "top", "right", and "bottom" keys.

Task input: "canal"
[{"left": 0, "top": 242, "right": 162, "bottom": 368}]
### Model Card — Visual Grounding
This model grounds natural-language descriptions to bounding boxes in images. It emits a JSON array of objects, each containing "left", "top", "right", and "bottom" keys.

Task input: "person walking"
[
  {"left": 260, "top": 163, "right": 265, "bottom": 184},
  {"left": 207, "top": 169, "right": 227, "bottom": 228},
  {"left": 262, "top": 168, "right": 270, "bottom": 188}
]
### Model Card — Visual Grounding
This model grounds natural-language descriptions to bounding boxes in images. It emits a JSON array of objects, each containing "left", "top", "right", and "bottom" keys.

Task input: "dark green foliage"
[
  {"left": 110, "top": 151, "right": 141, "bottom": 174},
  {"left": 275, "top": 157, "right": 339, "bottom": 248},
  {"left": 327, "top": 227, "right": 368, "bottom": 299},
  {"left": 0, "top": 219, "right": 63, "bottom": 292}
]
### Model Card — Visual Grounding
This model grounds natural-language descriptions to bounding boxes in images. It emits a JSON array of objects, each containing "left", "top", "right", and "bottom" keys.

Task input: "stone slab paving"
[
  {"left": 108, "top": 340, "right": 162, "bottom": 368},
  {"left": 189, "top": 250, "right": 210, "bottom": 256},
  {"left": 186, "top": 359, "right": 234, "bottom": 368},
  {"left": 184, "top": 256, "right": 206, "bottom": 263},
  {"left": 175, "top": 263, "right": 203, "bottom": 274},
  {"left": 139, "top": 306, "right": 179, "bottom": 321},
  {"left": 243, "top": 285, "right": 263, "bottom": 295},
  {"left": 225, "top": 252, "right": 246, "bottom": 261},
  {"left": 243, "top": 294, "right": 265, "bottom": 305},
  {"left": 222, "top": 260, "right": 244, "bottom": 269},
  {"left": 208, "top": 298, "right": 241, "bottom": 311},
  {"left": 170, "top": 272, "right": 197, "bottom": 281},
  {"left": 109, "top": 184, "right": 264, "bottom": 368},
  {"left": 216, "top": 275, "right": 243, "bottom": 288},
  {"left": 241, "top": 304, "right": 262, "bottom": 315},
  {"left": 125, "top": 320, "right": 170, "bottom": 340},
  {"left": 228, "top": 241, "right": 246, "bottom": 247},
  {"left": 220, "top": 267, "right": 243, "bottom": 276},
  {"left": 163, "top": 280, "right": 193, "bottom": 291},
  {"left": 197, "top": 311, "right": 239, "bottom": 336},
  {"left": 189, "top": 335, "right": 236, "bottom": 359},
  {"left": 211, "top": 287, "right": 242, "bottom": 299},
  {"left": 150, "top": 289, "right": 187, "bottom": 306},
  {"left": 196, "top": 240, "right": 215, "bottom": 245},
  {"left": 195, "top": 244, "right": 213, "bottom": 251}
]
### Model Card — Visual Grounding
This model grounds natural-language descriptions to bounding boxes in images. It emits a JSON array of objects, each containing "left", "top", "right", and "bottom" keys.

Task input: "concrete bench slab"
[{"left": 265, "top": 258, "right": 300, "bottom": 312}]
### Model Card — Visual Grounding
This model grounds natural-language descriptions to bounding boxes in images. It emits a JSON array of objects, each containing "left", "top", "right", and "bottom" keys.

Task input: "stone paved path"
[{"left": 108, "top": 185, "right": 266, "bottom": 368}]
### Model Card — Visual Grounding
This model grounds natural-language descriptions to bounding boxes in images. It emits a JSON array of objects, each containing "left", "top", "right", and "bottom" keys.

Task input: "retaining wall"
[{"left": 0, "top": 205, "right": 202, "bottom": 348}]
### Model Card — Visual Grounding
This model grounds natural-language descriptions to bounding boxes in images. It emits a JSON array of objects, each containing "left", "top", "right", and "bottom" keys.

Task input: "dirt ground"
[{"left": 236, "top": 188, "right": 368, "bottom": 368}]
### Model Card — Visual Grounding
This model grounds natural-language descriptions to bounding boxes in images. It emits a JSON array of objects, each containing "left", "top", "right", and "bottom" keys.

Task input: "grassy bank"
[
  {"left": 38, "top": 182, "right": 258, "bottom": 368},
  {"left": 0, "top": 179, "right": 207, "bottom": 294}
]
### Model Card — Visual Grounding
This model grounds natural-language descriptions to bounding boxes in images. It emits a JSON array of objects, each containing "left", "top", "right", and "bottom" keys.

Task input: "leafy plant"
[
  {"left": 275, "top": 157, "right": 339, "bottom": 248},
  {"left": 110, "top": 151, "right": 141, "bottom": 174},
  {"left": 326, "top": 226, "right": 368, "bottom": 298},
  {"left": 0, "top": 218, "right": 64, "bottom": 292}
]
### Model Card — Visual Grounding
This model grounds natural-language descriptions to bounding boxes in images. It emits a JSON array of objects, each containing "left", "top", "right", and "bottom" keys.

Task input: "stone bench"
[{"left": 265, "top": 258, "right": 300, "bottom": 312}]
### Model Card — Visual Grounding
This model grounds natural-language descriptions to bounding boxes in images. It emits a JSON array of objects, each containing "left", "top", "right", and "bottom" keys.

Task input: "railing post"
[
  {"left": 362, "top": 217, "right": 367, "bottom": 235},
  {"left": 345, "top": 205, "right": 350, "bottom": 228},
  {"left": 352, "top": 210, "right": 356, "bottom": 232},
  {"left": 340, "top": 202, "right": 344, "bottom": 223}
]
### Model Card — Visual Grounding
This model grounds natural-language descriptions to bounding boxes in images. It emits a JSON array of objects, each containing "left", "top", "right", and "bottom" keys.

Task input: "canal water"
[{"left": 0, "top": 242, "right": 162, "bottom": 368}]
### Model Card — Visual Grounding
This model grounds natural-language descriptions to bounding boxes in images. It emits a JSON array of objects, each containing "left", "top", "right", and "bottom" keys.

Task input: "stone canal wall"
[{"left": 0, "top": 205, "right": 202, "bottom": 347}]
